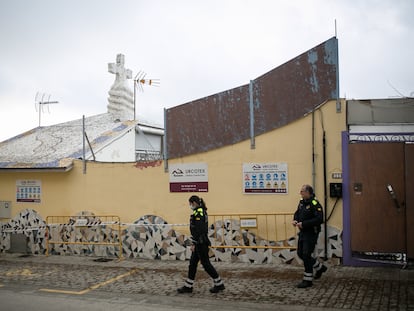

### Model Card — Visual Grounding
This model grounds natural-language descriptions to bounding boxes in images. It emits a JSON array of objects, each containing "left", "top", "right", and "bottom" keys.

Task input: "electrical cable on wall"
[{"left": 327, "top": 197, "right": 341, "bottom": 222}]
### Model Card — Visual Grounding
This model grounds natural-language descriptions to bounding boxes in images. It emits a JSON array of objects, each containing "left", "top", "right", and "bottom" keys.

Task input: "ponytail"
[{"left": 199, "top": 198, "right": 207, "bottom": 210}]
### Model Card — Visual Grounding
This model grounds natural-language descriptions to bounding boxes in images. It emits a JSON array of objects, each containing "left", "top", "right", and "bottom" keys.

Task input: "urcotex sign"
[{"left": 169, "top": 163, "right": 208, "bottom": 192}]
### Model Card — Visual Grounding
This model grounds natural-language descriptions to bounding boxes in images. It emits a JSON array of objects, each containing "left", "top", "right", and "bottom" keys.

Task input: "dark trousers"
[
  {"left": 188, "top": 243, "right": 219, "bottom": 280},
  {"left": 297, "top": 233, "right": 318, "bottom": 275}
]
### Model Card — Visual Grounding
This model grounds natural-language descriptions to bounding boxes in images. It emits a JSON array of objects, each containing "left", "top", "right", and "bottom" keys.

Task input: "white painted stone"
[{"left": 107, "top": 54, "right": 134, "bottom": 121}]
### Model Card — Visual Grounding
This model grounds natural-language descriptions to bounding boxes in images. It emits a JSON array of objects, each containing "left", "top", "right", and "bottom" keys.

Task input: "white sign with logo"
[
  {"left": 243, "top": 162, "right": 288, "bottom": 194},
  {"left": 240, "top": 218, "right": 257, "bottom": 228},
  {"left": 169, "top": 163, "right": 208, "bottom": 192}
]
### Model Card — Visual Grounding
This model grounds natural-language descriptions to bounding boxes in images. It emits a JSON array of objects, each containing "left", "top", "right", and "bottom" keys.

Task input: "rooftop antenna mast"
[
  {"left": 35, "top": 92, "right": 59, "bottom": 127},
  {"left": 133, "top": 71, "right": 160, "bottom": 120}
]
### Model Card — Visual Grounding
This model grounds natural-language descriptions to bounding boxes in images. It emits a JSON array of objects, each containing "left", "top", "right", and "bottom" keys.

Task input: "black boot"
[
  {"left": 314, "top": 265, "right": 327, "bottom": 280},
  {"left": 209, "top": 284, "right": 225, "bottom": 293},
  {"left": 297, "top": 280, "right": 313, "bottom": 288},
  {"left": 177, "top": 285, "right": 193, "bottom": 293}
]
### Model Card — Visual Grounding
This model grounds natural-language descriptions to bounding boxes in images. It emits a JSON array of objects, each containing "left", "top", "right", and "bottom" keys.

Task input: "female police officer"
[{"left": 177, "top": 195, "right": 225, "bottom": 294}]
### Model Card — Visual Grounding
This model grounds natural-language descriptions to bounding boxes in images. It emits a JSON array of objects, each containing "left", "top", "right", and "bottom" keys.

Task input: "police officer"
[
  {"left": 292, "top": 184, "right": 327, "bottom": 288},
  {"left": 177, "top": 195, "right": 225, "bottom": 294}
]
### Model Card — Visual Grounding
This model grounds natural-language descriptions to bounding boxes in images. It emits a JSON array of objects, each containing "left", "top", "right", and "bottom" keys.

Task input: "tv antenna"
[
  {"left": 133, "top": 70, "right": 160, "bottom": 120},
  {"left": 387, "top": 80, "right": 408, "bottom": 98},
  {"left": 35, "top": 92, "right": 59, "bottom": 127}
]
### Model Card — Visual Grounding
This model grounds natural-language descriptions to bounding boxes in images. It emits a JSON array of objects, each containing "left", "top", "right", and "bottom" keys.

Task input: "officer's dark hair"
[
  {"left": 304, "top": 184, "right": 314, "bottom": 195},
  {"left": 189, "top": 195, "right": 207, "bottom": 210}
]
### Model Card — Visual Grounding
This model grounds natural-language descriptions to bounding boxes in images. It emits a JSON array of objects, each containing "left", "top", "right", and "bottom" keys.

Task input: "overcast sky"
[{"left": 0, "top": 0, "right": 413, "bottom": 142}]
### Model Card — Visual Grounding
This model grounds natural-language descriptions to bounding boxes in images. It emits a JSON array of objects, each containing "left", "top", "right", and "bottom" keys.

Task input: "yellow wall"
[{"left": 0, "top": 100, "right": 345, "bottom": 230}]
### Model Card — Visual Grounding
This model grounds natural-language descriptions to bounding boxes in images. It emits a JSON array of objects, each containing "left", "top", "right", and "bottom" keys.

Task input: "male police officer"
[{"left": 292, "top": 184, "right": 327, "bottom": 288}]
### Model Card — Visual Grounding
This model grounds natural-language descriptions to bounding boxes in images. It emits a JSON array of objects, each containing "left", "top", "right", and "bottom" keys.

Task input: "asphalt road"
[{"left": 0, "top": 286, "right": 324, "bottom": 311}]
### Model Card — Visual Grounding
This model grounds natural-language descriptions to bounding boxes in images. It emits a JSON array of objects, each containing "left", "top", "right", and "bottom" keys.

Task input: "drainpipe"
[
  {"left": 312, "top": 111, "right": 316, "bottom": 188},
  {"left": 323, "top": 130, "right": 328, "bottom": 260}
]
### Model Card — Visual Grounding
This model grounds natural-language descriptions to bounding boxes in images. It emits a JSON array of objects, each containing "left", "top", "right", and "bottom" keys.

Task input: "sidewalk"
[{"left": 0, "top": 253, "right": 413, "bottom": 310}]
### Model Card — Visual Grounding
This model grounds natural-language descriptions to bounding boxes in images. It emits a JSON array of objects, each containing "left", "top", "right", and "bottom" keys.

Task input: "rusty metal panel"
[
  {"left": 166, "top": 37, "right": 338, "bottom": 158},
  {"left": 253, "top": 38, "right": 339, "bottom": 134},
  {"left": 166, "top": 85, "right": 250, "bottom": 157}
]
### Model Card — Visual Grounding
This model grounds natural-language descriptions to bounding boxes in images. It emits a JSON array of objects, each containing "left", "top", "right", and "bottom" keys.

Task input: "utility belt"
[{"left": 299, "top": 226, "right": 320, "bottom": 235}]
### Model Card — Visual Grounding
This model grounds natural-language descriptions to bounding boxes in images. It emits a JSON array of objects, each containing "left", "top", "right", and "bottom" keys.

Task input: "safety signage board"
[
  {"left": 16, "top": 180, "right": 42, "bottom": 203},
  {"left": 243, "top": 162, "right": 288, "bottom": 194}
]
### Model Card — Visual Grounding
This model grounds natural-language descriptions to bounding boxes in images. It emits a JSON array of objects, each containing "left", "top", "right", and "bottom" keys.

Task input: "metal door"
[
  {"left": 405, "top": 143, "right": 414, "bottom": 259},
  {"left": 349, "top": 142, "right": 406, "bottom": 253}
]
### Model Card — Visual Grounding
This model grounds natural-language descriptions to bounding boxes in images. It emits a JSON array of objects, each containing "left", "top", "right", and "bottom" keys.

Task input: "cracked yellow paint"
[{"left": 39, "top": 268, "right": 139, "bottom": 295}]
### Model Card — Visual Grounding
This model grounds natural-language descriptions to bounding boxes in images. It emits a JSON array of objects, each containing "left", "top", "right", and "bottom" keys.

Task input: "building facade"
[{"left": 3, "top": 37, "right": 411, "bottom": 266}]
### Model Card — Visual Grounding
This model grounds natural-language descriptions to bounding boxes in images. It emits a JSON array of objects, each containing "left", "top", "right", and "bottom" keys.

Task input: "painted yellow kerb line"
[{"left": 39, "top": 268, "right": 139, "bottom": 295}]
